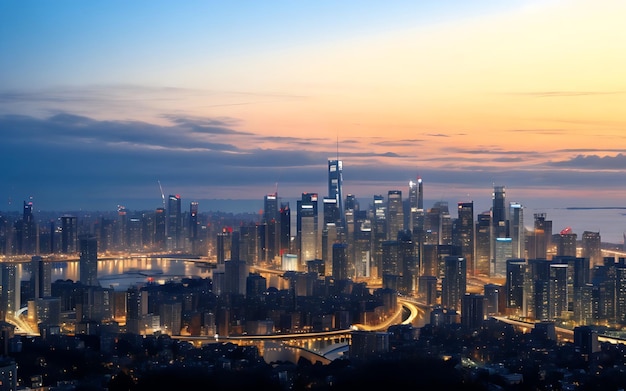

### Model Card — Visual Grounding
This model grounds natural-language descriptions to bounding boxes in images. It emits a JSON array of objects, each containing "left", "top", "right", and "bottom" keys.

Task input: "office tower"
[
  {"left": 582, "top": 231, "right": 602, "bottom": 268},
  {"left": 475, "top": 211, "right": 491, "bottom": 276},
  {"left": 126, "top": 287, "right": 149, "bottom": 334},
  {"left": 595, "top": 257, "right": 617, "bottom": 323},
  {"left": 491, "top": 186, "right": 508, "bottom": 271},
  {"left": 371, "top": 195, "right": 386, "bottom": 278},
  {"left": 127, "top": 213, "right": 142, "bottom": 251},
  {"left": 79, "top": 235, "right": 99, "bottom": 287},
  {"left": 322, "top": 196, "right": 340, "bottom": 226},
  {"left": 483, "top": 283, "right": 503, "bottom": 316},
  {"left": 160, "top": 301, "right": 182, "bottom": 336},
  {"left": 166, "top": 194, "right": 182, "bottom": 250},
  {"left": 455, "top": 202, "right": 474, "bottom": 276},
  {"left": 263, "top": 193, "right": 279, "bottom": 223},
  {"left": 386, "top": 190, "right": 404, "bottom": 240},
  {"left": 408, "top": 178, "right": 420, "bottom": 233},
  {"left": 31, "top": 255, "right": 51, "bottom": 299},
  {"left": 575, "top": 284, "right": 594, "bottom": 326},
  {"left": 321, "top": 221, "right": 339, "bottom": 276},
  {"left": 554, "top": 256, "right": 589, "bottom": 314},
  {"left": 442, "top": 256, "right": 466, "bottom": 312},
  {"left": 493, "top": 237, "right": 513, "bottom": 278},
  {"left": 557, "top": 227, "right": 577, "bottom": 257},
  {"left": 297, "top": 193, "right": 318, "bottom": 267},
  {"left": 529, "top": 213, "right": 552, "bottom": 259},
  {"left": 526, "top": 258, "right": 551, "bottom": 321},
  {"left": 246, "top": 273, "right": 267, "bottom": 299},
  {"left": 115, "top": 205, "right": 128, "bottom": 250},
  {"left": 21, "top": 200, "right": 36, "bottom": 254},
  {"left": 332, "top": 242, "right": 349, "bottom": 281},
  {"left": 381, "top": 240, "right": 400, "bottom": 281},
  {"left": 1, "top": 263, "right": 19, "bottom": 320},
  {"left": 354, "top": 219, "right": 372, "bottom": 278},
  {"left": 60, "top": 215, "right": 77, "bottom": 253},
  {"left": 328, "top": 159, "right": 344, "bottom": 227},
  {"left": 615, "top": 261, "right": 626, "bottom": 324},
  {"left": 263, "top": 193, "right": 280, "bottom": 262},
  {"left": 188, "top": 201, "right": 199, "bottom": 253},
  {"left": 154, "top": 207, "right": 166, "bottom": 251},
  {"left": 418, "top": 275, "right": 437, "bottom": 306},
  {"left": 397, "top": 230, "right": 417, "bottom": 294},
  {"left": 505, "top": 259, "right": 526, "bottom": 315},
  {"left": 462, "top": 293, "right": 485, "bottom": 330},
  {"left": 509, "top": 202, "right": 525, "bottom": 258},
  {"left": 216, "top": 227, "right": 232, "bottom": 264},
  {"left": 224, "top": 259, "right": 248, "bottom": 295},
  {"left": 548, "top": 263, "right": 568, "bottom": 320},
  {"left": 279, "top": 202, "right": 291, "bottom": 256},
  {"left": 238, "top": 223, "right": 257, "bottom": 265}
]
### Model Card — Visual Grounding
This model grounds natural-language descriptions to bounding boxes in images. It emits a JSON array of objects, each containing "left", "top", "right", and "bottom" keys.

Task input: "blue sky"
[{"left": 1, "top": 0, "right": 626, "bottom": 244}]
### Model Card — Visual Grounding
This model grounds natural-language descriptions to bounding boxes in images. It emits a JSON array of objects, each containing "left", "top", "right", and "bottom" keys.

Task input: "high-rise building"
[
  {"left": 549, "top": 263, "right": 568, "bottom": 320},
  {"left": 455, "top": 202, "right": 474, "bottom": 276},
  {"left": 263, "top": 193, "right": 279, "bottom": 223},
  {"left": 297, "top": 193, "right": 318, "bottom": 267},
  {"left": 442, "top": 256, "right": 466, "bottom": 312},
  {"left": 154, "top": 207, "right": 166, "bottom": 251},
  {"left": 556, "top": 227, "right": 577, "bottom": 257},
  {"left": 1, "top": 263, "right": 19, "bottom": 320},
  {"left": 582, "top": 231, "right": 602, "bottom": 269},
  {"left": 60, "top": 215, "right": 77, "bottom": 254},
  {"left": 79, "top": 235, "right": 99, "bottom": 287},
  {"left": 328, "top": 159, "right": 344, "bottom": 227},
  {"left": 493, "top": 237, "right": 513, "bottom": 278},
  {"left": 386, "top": 190, "right": 404, "bottom": 240},
  {"left": 189, "top": 201, "right": 199, "bottom": 253},
  {"left": 279, "top": 202, "right": 291, "bottom": 256},
  {"left": 166, "top": 194, "right": 182, "bottom": 250},
  {"left": 509, "top": 202, "right": 525, "bottom": 258},
  {"left": 31, "top": 255, "right": 51, "bottom": 299},
  {"left": 21, "top": 200, "right": 36, "bottom": 254},
  {"left": 528, "top": 213, "right": 552, "bottom": 259},
  {"left": 491, "top": 185, "right": 508, "bottom": 268},
  {"left": 475, "top": 211, "right": 491, "bottom": 276},
  {"left": 505, "top": 258, "right": 526, "bottom": 315},
  {"left": 216, "top": 227, "right": 233, "bottom": 264},
  {"left": 332, "top": 242, "right": 349, "bottom": 281},
  {"left": 461, "top": 293, "right": 485, "bottom": 330}
]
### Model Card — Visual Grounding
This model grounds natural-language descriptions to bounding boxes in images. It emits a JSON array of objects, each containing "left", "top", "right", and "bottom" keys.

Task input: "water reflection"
[{"left": 24, "top": 257, "right": 214, "bottom": 291}]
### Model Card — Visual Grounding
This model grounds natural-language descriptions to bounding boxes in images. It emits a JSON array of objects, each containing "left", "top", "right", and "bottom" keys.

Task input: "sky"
[{"left": 1, "top": 1, "right": 626, "bottom": 239}]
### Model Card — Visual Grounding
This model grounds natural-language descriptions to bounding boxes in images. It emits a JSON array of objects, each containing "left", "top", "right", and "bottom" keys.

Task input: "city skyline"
[{"left": 1, "top": 1, "right": 626, "bottom": 223}]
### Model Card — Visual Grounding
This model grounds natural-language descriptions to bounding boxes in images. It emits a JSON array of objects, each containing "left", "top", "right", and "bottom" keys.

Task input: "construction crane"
[{"left": 157, "top": 180, "right": 166, "bottom": 210}]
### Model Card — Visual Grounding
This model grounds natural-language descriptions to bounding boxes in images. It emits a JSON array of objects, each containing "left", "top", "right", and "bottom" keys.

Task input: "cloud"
[{"left": 547, "top": 153, "right": 626, "bottom": 170}]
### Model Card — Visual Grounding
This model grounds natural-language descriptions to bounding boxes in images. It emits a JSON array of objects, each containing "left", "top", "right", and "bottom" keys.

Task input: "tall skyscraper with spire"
[{"left": 297, "top": 193, "right": 318, "bottom": 267}]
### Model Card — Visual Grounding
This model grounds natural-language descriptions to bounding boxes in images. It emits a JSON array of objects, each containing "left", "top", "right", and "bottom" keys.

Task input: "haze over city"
[{"left": 1, "top": 1, "right": 625, "bottom": 239}]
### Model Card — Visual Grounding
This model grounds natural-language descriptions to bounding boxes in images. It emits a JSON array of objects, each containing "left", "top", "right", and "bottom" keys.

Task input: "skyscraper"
[
  {"left": 154, "top": 207, "right": 166, "bottom": 251},
  {"left": 263, "top": 193, "right": 279, "bottom": 223},
  {"left": 556, "top": 227, "right": 577, "bottom": 257},
  {"left": 21, "top": 200, "right": 36, "bottom": 254},
  {"left": 79, "top": 235, "right": 99, "bottom": 287},
  {"left": 1, "top": 263, "right": 19, "bottom": 320},
  {"left": 582, "top": 231, "right": 602, "bottom": 268},
  {"left": 442, "top": 256, "right": 466, "bottom": 312},
  {"left": 60, "top": 215, "right": 77, "bottom": 254},
  {"left": 328, "top": 159, "right": 344, "bottom": 227},
  {"left": 166, "top": 194, "right": 182, "bottom": 250},
  {"left": 279, "top": 202, "right": 291, "bottom": 256},
  {"left": 475, "top": 211, "right": 491, "bottom": 276},
  {"left": 386, "top": 190, "right": 403, "bottom": 240},
  {"left": 189, "top": 201, "right": 199, "bottom": 253},
  {"left": 491, "top": 185, "right": 508, "bottom": 268},
  {"left": 297, "top": 193, "right": 318, "bottom": 267},
  {"left": 31, "top": 255, "right": 51, "bottom": 299},
  {"left": 455, "top": 202, "right": 474, "bottom": 276},
  {"left": 509, "top": 202, "right": 525, "bottom": 259}
]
